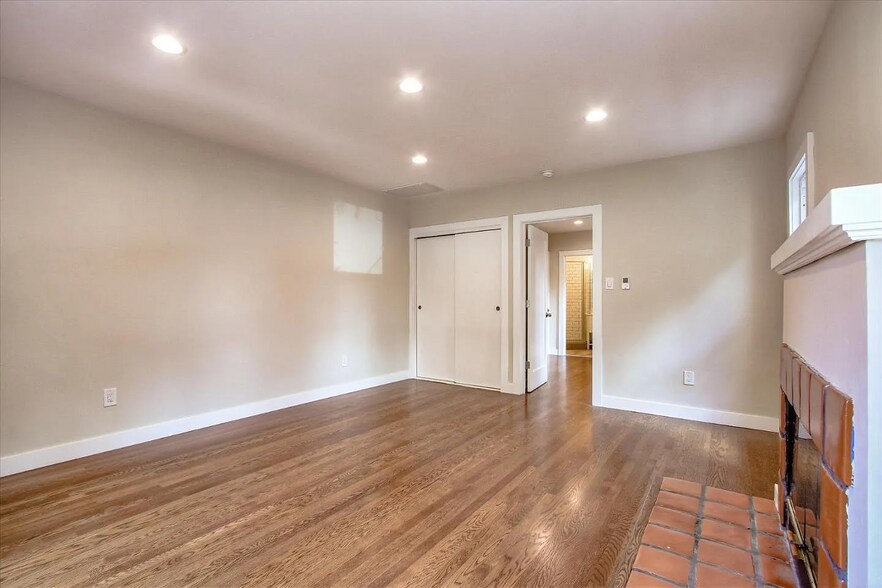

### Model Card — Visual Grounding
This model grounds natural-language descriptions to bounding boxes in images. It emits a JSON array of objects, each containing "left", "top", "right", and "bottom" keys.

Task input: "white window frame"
[{"left": 788, "top": 132, "right": 815, "bottom": 235}]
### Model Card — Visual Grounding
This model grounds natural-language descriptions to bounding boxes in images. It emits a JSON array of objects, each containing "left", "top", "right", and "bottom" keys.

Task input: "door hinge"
[
  {"left": 525, "top": 237, "right": 531, "bottom": 247},
  {"left": 526, "top": 360, "right": 531, "bottom": 369},
  {"left": 526, "top": 299, "right": 530, "bottom": 309}
]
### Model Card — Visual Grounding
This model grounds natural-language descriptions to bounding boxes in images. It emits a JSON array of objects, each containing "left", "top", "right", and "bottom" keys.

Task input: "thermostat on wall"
[{"left": 622, "top": 277, "right": 630, "bottom": 290}]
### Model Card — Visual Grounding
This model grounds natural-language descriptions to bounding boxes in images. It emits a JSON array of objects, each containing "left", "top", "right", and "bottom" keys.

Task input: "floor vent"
[{"left": 383, "top": 182, "right": 443, "bottom": 198}]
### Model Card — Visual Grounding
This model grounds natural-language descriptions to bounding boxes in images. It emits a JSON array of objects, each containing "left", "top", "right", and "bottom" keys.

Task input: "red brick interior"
[
  {"left": 627, "top": 478, "right": 796, "bottom": 587},
  {"left": 780, "top": 344, "right": 853, "bottom": 588}
]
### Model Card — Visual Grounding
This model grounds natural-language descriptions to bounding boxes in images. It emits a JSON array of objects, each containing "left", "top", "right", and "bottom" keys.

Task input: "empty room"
[{"left": 1, "top": 1, "right": 880, "bottom": 587}]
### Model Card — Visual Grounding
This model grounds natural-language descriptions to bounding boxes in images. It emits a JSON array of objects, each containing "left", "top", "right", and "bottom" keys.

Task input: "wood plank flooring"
[{"left": 0, "top": 356, "right": 777, "bottom": 587}]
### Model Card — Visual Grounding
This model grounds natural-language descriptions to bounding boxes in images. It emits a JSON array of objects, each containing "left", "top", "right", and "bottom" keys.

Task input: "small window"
[{"left": 788, "top": 132, "right": 815, "bottom": 235}]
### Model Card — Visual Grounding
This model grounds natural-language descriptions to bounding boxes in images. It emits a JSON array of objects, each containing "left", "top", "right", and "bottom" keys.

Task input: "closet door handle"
[
  {"left": 496, "top": 306, "right": 500, "bottom": 311},
  {"left": 418, "top": 305, "right": 422, "bottom": 310}
]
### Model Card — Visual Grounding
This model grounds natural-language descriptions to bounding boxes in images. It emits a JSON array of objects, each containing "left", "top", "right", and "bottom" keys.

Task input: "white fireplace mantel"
[{"left": 771, "top": 183, "right": 882, "bottom": 275}]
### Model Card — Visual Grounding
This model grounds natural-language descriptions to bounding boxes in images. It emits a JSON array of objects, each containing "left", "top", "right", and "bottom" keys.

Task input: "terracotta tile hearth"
[{"left": 627, "top": 477, "right": 798, "bottom": 588}]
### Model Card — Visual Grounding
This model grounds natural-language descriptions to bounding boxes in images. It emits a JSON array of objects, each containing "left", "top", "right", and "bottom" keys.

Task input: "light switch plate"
[
  {"left": 683, "top": 371, "right": 695, "bottom": 386},
  {"left": 605, "top": 277, "right": 614, "bottom": 290}
]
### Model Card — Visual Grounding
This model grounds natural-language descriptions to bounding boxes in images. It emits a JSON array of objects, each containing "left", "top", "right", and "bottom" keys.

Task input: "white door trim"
[
  {"left": 513, "top": 206, "right": 603, "bottom": 403},
  {"left": 557, "top": 249, "right": 593, "bottom": 355},
  {"left": 408, "top": 217, "right": 511, "bottom": 392}
]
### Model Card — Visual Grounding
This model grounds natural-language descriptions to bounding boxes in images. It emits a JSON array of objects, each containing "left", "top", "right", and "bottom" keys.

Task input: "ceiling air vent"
[{"left": 383, "top": 182, "right": 443, "bottom": 198}]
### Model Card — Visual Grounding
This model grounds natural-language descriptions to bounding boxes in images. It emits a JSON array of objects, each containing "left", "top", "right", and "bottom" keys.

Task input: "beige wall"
[
  {"left": 547, "top": 231, "right": 593, "bottom": 352},
  {"left": 0, "top": 80, "right": 409, "bottom": 457},
  {"left": 782, "top": 242, "right": 880, "bottom": 587},
  {"left": 410, "top": 139, "right": 786, "bottom": 418},
  {"left": 786, "top": 0, "right": 882, "bottom": 202}
]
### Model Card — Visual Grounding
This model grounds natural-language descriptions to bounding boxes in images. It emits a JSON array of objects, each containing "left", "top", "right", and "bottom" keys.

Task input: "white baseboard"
[
  {"left": 0, "top": 370, "right": 410, "bottom": 477},
  {"left": 600, "top": 394, "right": 778, "bottom": 432}
]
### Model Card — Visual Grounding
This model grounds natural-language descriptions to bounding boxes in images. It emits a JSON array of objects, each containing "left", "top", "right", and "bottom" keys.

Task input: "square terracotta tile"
[
  {"left": 756, "top": 533, "right": 790, "bottom": 562},
  {"left": 704, "top": 487, "right": 750, "bottom": 509},
  {"left": 699, "top": 519, "right": 751, "bottom": 550},
  {"left": 823, "top": 385, "right": 854, "bottom": 487},
  {"left": 790, "top": 356, "right": 802, "bottom": 415},
  {"left": 694, "top": 563, "right": 754, "bottom": 588},
  {"left": 755, "top": 512, "right": 782, "bottom": 536},
  {"left": 697, "top": 539, "right": 754, "bottom": 576},
  {"left": 702, "top": 501, "right": 751, "bottom": 528},
  {"left": 781, "top": 346, "right": 792, "bottom": 402},
  {"left": 820, "top": 466, "right": 848, "bottom": 570},
  {"left": 779, "top": 390, "right": 787, "bottom": 436},
  {"left": 818, "top": 547, "right": 845, "bottom": 588},
  {"left": 754, "top": 496, "right": 777, "bottom": 517},
  {"left": 656, "top": 491, "right": 700, "bottom": 515},
  {"left": 661, "top": 477, "right": 702, "bottom": 497},
  {"left": 633, "top": 545, "right": 690, "bottom": 586},
  {"left": 626, "top": 570, "right": 679, "bottom": 588},
  {"left": 759, "top": 555, "right": 797, "bottom": 588},
  {"left": 799, "top": 363, "right": 811, "bottom": 427},
  {"left": 642, "top": 525, "right": 695, "bottom": 557},
  {"left": 808, "top": 373, "right": 827, "bottom": 451},
  {"left": 648, "top": 506, "right": 698, "bottom": 534}
]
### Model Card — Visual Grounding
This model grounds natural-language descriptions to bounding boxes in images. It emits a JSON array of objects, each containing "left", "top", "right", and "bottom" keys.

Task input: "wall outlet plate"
[
  {"left": 103, "top": 388, "right": 117, "bottom": 407},
  {"left": 683, "top": 370, "right": 695, "bottom": 386}
]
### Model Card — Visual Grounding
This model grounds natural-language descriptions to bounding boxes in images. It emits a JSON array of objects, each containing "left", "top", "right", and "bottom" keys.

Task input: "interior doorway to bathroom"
[{"left": 560, "top": 252, "right": 593, "bottom": 358}]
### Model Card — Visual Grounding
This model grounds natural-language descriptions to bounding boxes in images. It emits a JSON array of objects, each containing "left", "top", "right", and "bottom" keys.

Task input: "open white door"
[{"left": 526, "top": 225, "right": 549, "bottom": 391}]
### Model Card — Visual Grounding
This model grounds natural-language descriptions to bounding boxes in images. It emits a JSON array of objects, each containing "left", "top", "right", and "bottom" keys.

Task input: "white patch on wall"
[{"left": 334, "top": 202, "right": 383, "bottom": 274}]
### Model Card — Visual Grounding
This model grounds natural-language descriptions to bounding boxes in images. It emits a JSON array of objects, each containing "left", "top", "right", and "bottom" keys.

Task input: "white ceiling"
[
  {"left": 532, "top": 217, "right": 593, "bottom": 234},
  {"left": 0, "top": 1, "right": 831, "bottom": 195}
]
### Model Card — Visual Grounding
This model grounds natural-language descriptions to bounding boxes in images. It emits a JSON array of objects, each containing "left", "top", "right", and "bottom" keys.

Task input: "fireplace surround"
[{"left": 779, "top": 343, "right": 853, "bottom": 588}]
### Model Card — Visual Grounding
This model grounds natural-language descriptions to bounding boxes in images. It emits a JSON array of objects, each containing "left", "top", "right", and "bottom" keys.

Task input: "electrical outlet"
[
  {"left": 341, "top": 354, "right": 349, "bottom": 368},
  {"left": 103, "top": 388, "right": 117, "bottom": 407},
  {"left": 683, "top": 370, "right": 695, "bottom": 386}
]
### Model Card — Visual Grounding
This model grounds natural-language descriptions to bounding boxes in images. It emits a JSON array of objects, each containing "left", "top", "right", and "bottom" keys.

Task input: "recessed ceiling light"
[
  {"left": 585, "top": 108, "right": 608, "bottom": 123},
  {"left": 541, "top": 169, "right": 554, "bottom": 178},
  {"left": 574, "top": 220, "right": 584, "bottom": 225},
  {"left": 151, "top": 34, "right": 185, "bottom": 55},
  {"left": 411, "top": 154, "right": 428, "bottom": 165},
  {"left": 399, "top": 77, "right": 423, "bottom": 93}
]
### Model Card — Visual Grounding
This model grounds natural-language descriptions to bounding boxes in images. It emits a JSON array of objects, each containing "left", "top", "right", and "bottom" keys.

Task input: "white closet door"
[
  {"left": 416, "top": 235, "right": 456, "bottom": 381},
  {"left": 455, "top": 230, "right": 501, "bottom": 388},
  {"left": 526, "top": 225, "right": 549, "bottom": 391}
]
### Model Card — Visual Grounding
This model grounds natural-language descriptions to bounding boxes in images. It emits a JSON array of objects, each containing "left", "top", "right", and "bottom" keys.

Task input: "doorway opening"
[
  {"left": 560, "top": 252, "right": 593, "bottom": 358},
  {"left": 524, "top": 216, "right": 594, "bottom": 392},
  {"left": 513, "top": 206, "right": 602, "bottom": 404}
]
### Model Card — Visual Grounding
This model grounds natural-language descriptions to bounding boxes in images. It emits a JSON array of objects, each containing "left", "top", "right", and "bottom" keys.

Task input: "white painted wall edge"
[
  {"left": 601, "top": 394, "right": 778, "bottom": 432},
  {"left": 0, "top": 370, "right": 411, "bottom": 477}
]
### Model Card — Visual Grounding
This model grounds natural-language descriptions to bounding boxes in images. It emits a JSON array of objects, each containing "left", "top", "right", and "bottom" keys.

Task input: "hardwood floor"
[{"left": 0, "top": 356, "right": 777, "bottom": 587}]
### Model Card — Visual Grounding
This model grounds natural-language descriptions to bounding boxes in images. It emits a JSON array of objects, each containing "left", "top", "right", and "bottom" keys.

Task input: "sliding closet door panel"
[
  {"left": 454, "top": 230, "right": 501, "bottom": 389},
  {"left": 416, "top": 235, "right": 456, "bottom": 381}
]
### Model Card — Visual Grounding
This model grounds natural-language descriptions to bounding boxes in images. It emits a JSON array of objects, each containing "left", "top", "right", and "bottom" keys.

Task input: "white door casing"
[
  {"left": 526, "top": 225, "right": 549, "bottom": 392},
  {"left": 416, "top": 235, "right": 456, "bottom": 382},
  {"left": 454, "top": 230, "right": 502, "bottom": 388}
]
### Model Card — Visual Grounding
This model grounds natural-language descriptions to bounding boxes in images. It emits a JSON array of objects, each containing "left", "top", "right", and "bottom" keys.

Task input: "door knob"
[
  {"left": 545, "top": 311, "right": 552, "bottom": 317},
  {"left": 496, "top": 306, "right": 500, "bottom": 311},
  {"left": 418, "top": 305, "right": 422, "bottom": 309}
]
